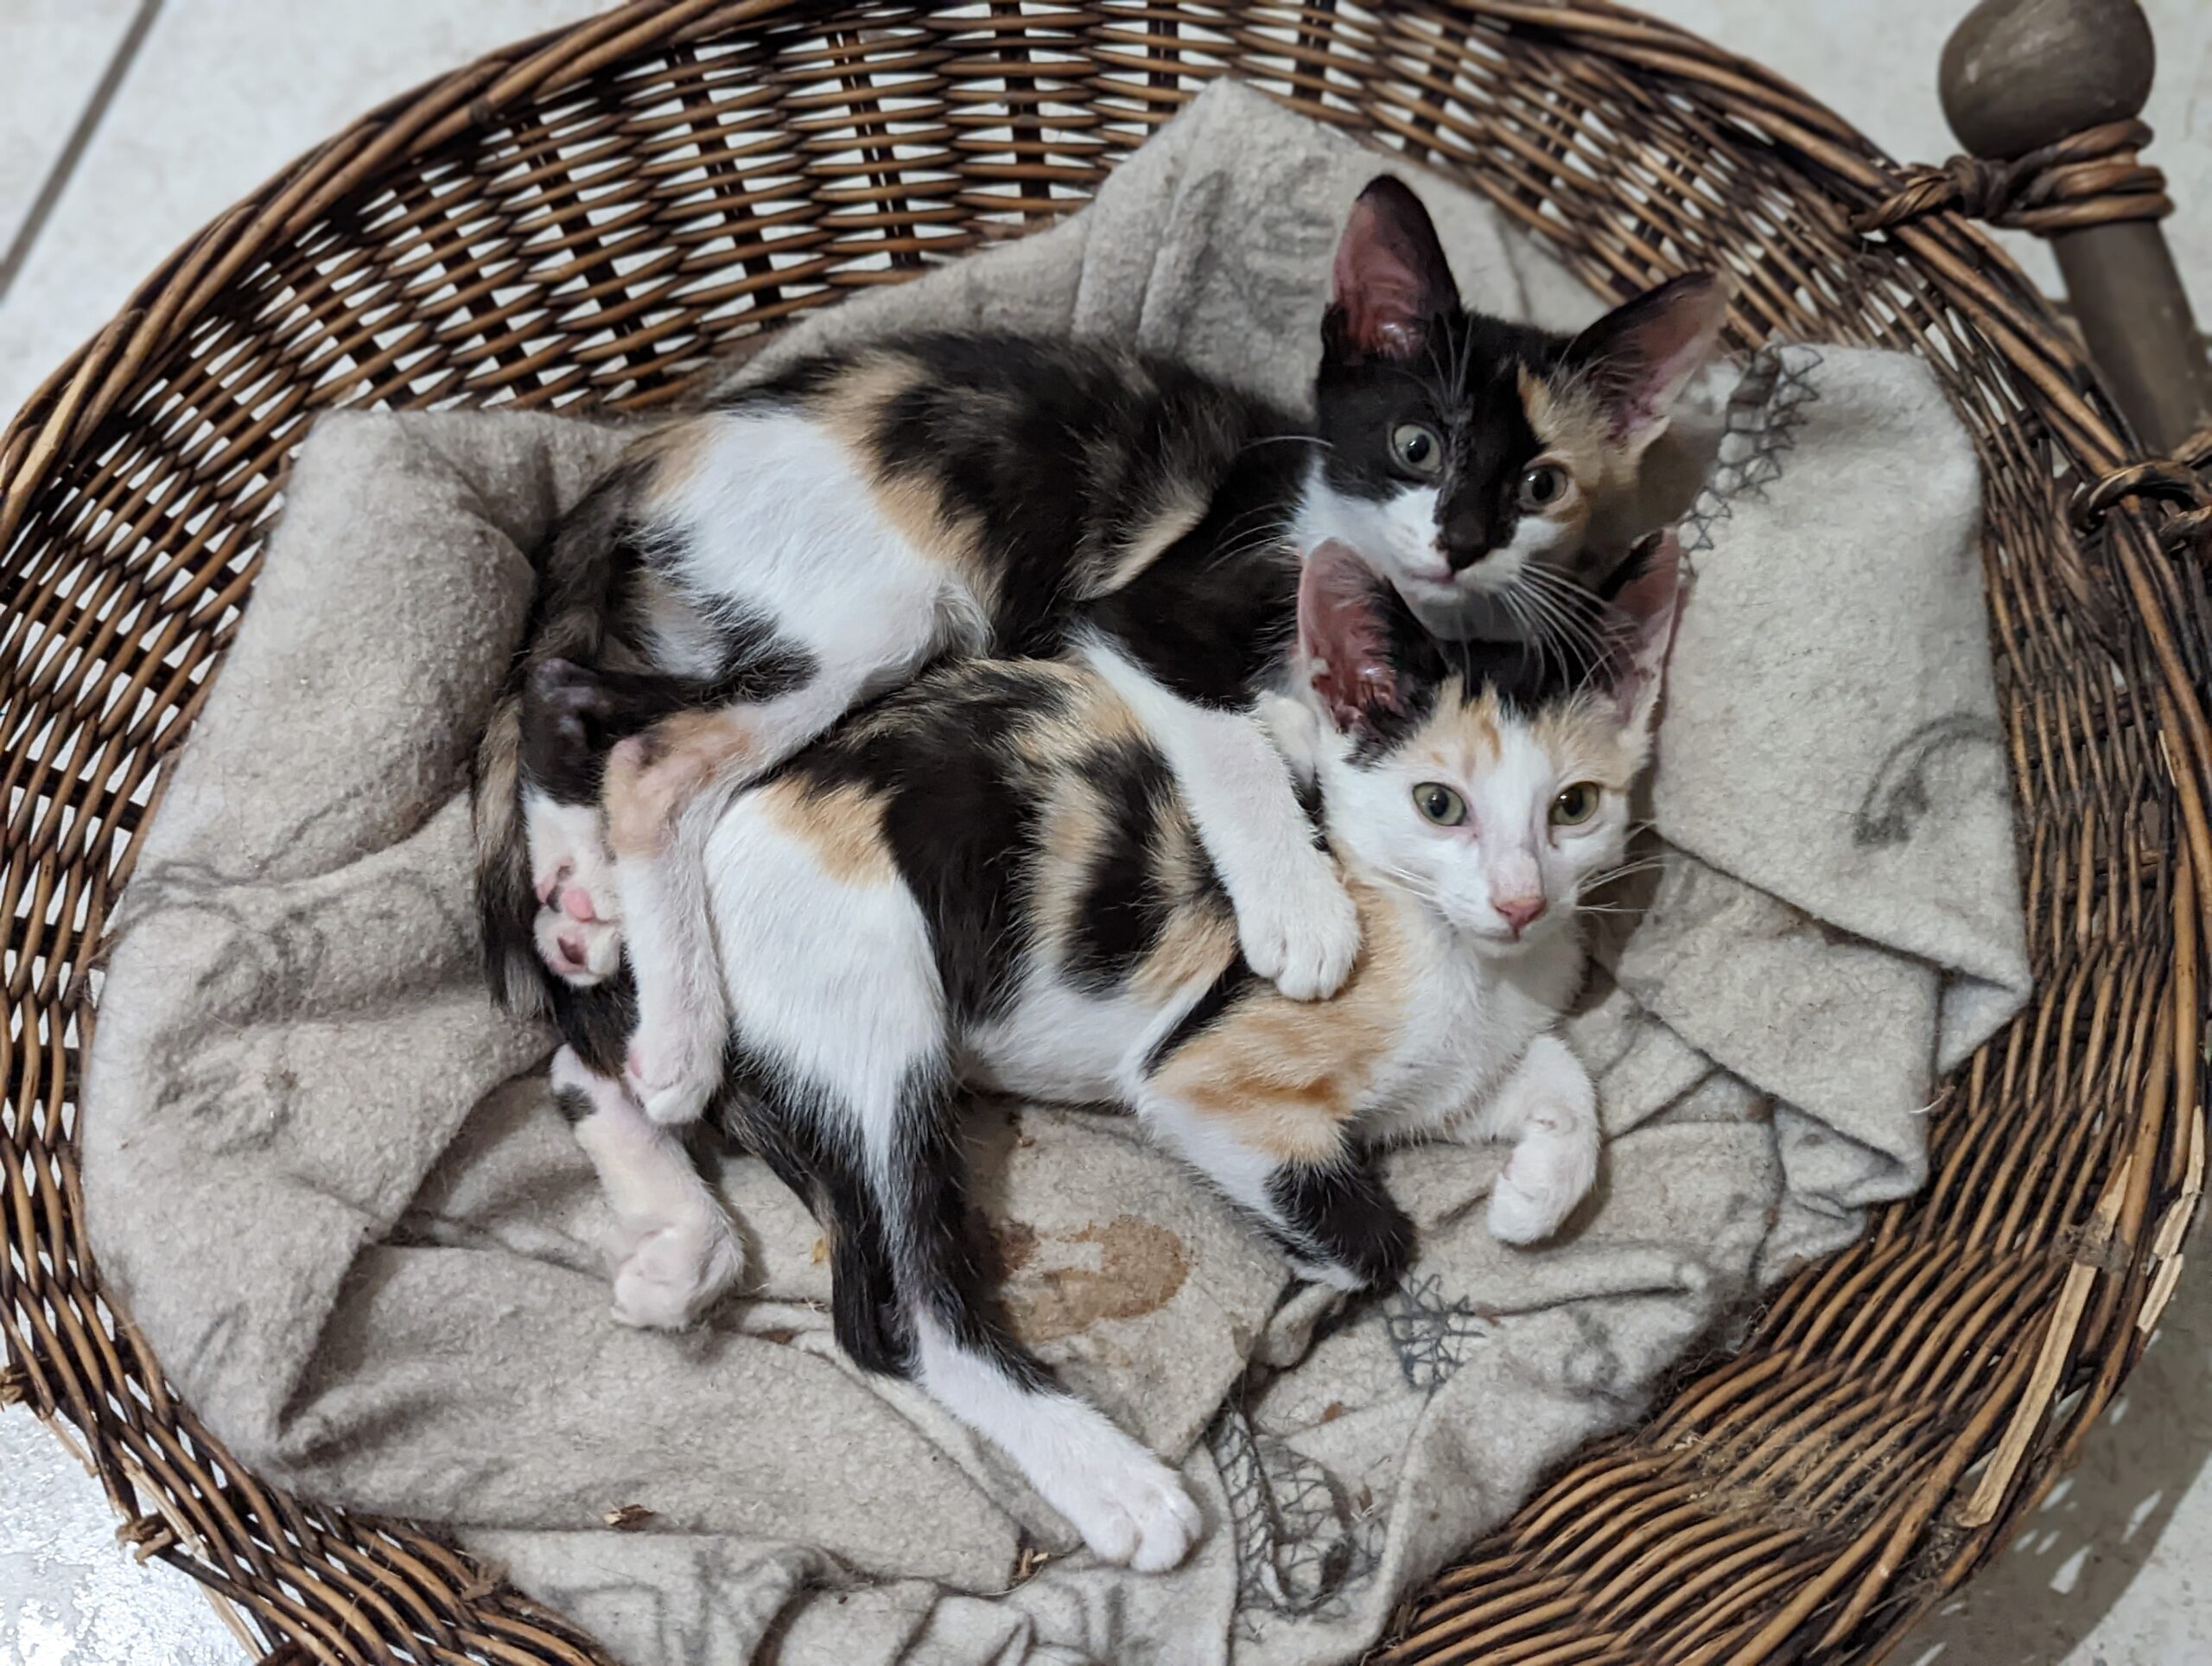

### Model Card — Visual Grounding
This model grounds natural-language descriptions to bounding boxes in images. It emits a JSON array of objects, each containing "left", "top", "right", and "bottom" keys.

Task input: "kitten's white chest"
[{"left": 1360, "top": 914, "right": 1575, "bottom": 1143}]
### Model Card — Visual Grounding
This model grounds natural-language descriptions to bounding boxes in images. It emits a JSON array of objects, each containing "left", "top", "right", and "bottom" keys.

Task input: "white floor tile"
[
  {"left": 0, "top": 0, "right": 140, "bottom": 266},
  {"left": 1, "top": 1408, "right": 244, "bottom": 1664},
  {"left": 0, "top": 0, "right": 618, "bottom": 418}
]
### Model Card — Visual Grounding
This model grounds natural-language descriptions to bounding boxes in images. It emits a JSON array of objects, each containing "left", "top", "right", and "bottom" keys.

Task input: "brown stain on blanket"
[{"left": 996, "top": 1215, "right": 1191, "bottom": 1345}]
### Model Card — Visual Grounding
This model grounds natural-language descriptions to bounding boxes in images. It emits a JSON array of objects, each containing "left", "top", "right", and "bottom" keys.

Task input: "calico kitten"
[
  {"left": 473, "top": 178, "right": 1726, "bottom": 1127},
  {"left": 549, "top": 534, "right": 1680, "bottom": 1569}
]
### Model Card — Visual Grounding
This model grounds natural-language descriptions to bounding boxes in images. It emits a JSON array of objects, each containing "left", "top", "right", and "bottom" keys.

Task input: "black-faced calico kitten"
[
  {"left": 543, "top": 532, "right": 1681, "bottom": 1571},
  {"left": 472, "top": 175, "right": 1726, "bottom": 1131}
]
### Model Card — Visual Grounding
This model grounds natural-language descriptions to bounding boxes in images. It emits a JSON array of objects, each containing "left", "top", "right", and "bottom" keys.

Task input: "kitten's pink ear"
[
  {"left": 1299, "top": 540, "right": 1402, "bottom": 734},
  {"left": 1566, "top": 271, "right": 1730, "bottom": 449},
  {"left": 1605, "top": 533, "right": 1684, "bottom": 729},
  {"left": 1326, "top": 176, "right": 1460, "bottom": 361}
]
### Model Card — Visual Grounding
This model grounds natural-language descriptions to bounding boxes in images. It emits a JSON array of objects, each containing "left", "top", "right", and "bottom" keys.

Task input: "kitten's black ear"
[
  {"left": 1565, "top": 271, "right": 1730, "bottom": 451},
  {"left": 1326, "top": 176, "right": 1460, "bottom": 362},
  {"left": 1299, "top": 539, "right": 1403, "bottom": 735},
  {"left": 1603, "top": 533, "right": 1684, "bottom": 730}
]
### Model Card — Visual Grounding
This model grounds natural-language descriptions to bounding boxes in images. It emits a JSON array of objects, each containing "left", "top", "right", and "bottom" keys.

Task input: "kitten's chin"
[
  {"left": 1399, "top": 582, "right": 1516, "bottom": 643},
  {"left": 1458, "top": 917, "right": 1569, "bottom": 957}
]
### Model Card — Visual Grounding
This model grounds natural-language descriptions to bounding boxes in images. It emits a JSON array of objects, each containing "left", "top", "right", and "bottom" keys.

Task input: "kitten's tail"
[{"left": 473, "top": 454, "right": 649, "bottom": 1018}]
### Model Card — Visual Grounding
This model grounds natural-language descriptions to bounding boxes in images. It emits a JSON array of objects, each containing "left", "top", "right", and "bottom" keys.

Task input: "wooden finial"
[
  {"left": 1940, "top": 0, "right": 2209, "bottom": 451},
  {"left": 1942, "top": 0, "right": 2154, "bottom": 162}
]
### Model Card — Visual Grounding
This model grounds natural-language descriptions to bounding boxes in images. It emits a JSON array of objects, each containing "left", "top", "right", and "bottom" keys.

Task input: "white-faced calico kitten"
[
  {"left": 545, "top": 534, "right": 1678, "bottom": 1570},
  {"left": 474, "top": 177, "right": 1726, "bottom": 1131}
]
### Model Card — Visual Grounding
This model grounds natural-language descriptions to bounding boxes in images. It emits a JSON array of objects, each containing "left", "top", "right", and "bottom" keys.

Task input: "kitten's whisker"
[
  {"left": 1516, "top": 569, "right": 1611, "bottom": 676},
  {"left": 1202, "top": 518, "right": 1294, "bottom": 572},
  {"left": 1578, "top": 858, "right": 1672, "bottom": 892},
  {"left": 1236, "top": 434, "right": 1330, "bottom": 455}
]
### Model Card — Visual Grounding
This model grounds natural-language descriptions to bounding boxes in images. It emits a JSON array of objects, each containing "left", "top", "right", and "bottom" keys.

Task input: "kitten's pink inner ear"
[
  {"left": 1299, "top": 540, "right": 1401, "bottom": 734},
  {"left": 1572, "top": 271, "right": 1730, "bottom": 442},
  {"left": 1330, "top": 176, "right": 1459, "bottom": 360}
]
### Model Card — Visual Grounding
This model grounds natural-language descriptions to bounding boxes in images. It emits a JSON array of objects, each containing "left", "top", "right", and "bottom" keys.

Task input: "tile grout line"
[{"left": 0, "top": 0, "right": 164, "bottom": 308}]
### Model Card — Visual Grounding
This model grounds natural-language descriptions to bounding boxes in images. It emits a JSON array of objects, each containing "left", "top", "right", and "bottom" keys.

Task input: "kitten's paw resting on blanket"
[
  {"left": 611, "top": 1218, "right": 743, "bottom": 1331},
  {"left": 1480, "top": 1033, "right": 1601, "bottom": 1245},
  {"left": 1048, "top": 1443, "right": 1205, "bottom": 1574},
  {"left": 550, "top": 1047, "right": 744, "bottom": 1327}
]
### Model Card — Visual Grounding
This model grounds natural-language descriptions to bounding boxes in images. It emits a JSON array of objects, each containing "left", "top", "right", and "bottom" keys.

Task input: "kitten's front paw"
[
  {"left": 625, "top": 1025, "right": 721, "bottom": 1127},
  {"left": 1487, "top": 1118, "right": 1599, "bottom": 1245},
  {"left": 1238, "top": 854, "right": 1361, "bottom": 1002},
  {"left": 611, "top": 1216, "right": 743, "bottom": 1330}
]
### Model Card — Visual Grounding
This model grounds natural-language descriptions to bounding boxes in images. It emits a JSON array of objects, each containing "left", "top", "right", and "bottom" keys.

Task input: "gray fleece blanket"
[{"left": 81, "top": 83, "right": 2030, "bottom": 1666}]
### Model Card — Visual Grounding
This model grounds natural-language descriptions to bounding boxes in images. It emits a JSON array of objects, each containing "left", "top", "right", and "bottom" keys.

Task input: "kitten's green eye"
[
  {"left": 1550, "top": 782, "right": 1601, "bottom": 827},
  {"left": 1392, "top": 423, "right": 1445, "bottom": 478},
  {"left": 1414, "top": 781, "right": 1468, "bottom": 826},
  {"left": 1518, "top": 462, "right": 1571, "bottom": 511}
]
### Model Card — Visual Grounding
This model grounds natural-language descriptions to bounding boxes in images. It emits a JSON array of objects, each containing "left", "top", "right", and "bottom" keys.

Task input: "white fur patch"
[
  {"left": 912, "top": 1313, "right": 1202, "bottom": 1571},
  {"left": 701, "top": 790, "right": 945, "bottom": 1186},
  {"left": 550, "top": 1046, "right": 744, "bottom": 1328}
]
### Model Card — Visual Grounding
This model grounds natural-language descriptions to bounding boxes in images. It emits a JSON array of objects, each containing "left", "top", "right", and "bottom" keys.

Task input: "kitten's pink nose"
[{"left": 1497, "top": 894, "right": 1548, "bottom": 937}]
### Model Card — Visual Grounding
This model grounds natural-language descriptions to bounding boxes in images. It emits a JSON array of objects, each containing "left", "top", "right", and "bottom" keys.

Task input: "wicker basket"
[{"left": 3, "top": 3, "right": 2203, "bottom": 1661}]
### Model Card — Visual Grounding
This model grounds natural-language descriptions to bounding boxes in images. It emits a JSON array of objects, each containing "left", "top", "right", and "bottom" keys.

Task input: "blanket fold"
[{"left": 84, "top": 81, "right": 2028, "bottom": 1666}]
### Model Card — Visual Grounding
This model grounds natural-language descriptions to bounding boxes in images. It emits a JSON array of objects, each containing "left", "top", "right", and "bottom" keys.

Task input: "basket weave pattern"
[{"left": 2, "top": 3, "right": 2203, "bottom": 1661}]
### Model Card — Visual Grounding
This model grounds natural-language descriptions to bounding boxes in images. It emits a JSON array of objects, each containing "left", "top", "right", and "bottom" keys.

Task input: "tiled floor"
[{"left": 2, "top": 2, "right": 2207, "bottom": 1663}]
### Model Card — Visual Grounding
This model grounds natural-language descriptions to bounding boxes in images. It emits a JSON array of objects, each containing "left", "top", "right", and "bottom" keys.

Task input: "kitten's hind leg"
[
  {"left": 715, "top": 848, "right": 1204, "bottom": 1567},
  {"left": 609, "top": 662, "right": 939, "bottom": 1127},
  {"left": 889, "top": 1091, "right": 1204, "bottom": 1572},
  {"left": 548, "top": 1046, "right": 743, "bottom": 1328},
  {"left": 1465, "top": 1031, "right": 1599, "bottom": 1245}
]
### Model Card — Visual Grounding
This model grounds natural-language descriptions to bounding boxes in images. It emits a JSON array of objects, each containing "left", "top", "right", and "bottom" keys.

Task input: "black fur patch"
[
  {"left": 714, "top": 1043, "right": 911, "bottom": 1377},
  {"left": 1082, "top": 441, "right": 1306, "bottom": 710},
  {"left": 1062, "top": 740, "right": 1180, "bottom": 995},
  {"left": 520, "top": 658, "right": 686, "bottom": 802},
  {"left": 547, "top": 964, "right": 638, "bottom": 1079},
  {"left": 894, "top": 1071, "right": 1059, "bottom": 1396},
  {"left": 702, "top": 605, "right": 819, "bottom": 705},
  {"left": 1264, "top": 1156, "right": 1416, "bottom": 1293}
]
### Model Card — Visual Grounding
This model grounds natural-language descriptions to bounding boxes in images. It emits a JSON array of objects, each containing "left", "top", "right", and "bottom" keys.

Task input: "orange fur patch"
[
  {"left": 1531, "top": 696, "right": 1643, "bottom": 792},
  {"left": 603, "top": 709, "right": 755, "bottom": 855},
  {"left": 1402, "top": 677, "right": 1505, "bottom": 783},
  {"left": 758, "top": 778, "right": 895, "bottom": 887},
  {"left": 1516, "top": 366, "right": 1607, "bottom": 543},
  {"left": 817, "top": 353, "right": 994, "bottom": 595},
  {"left": 1149, "top": 881, "right": 1405, "bottom": 1162}
]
